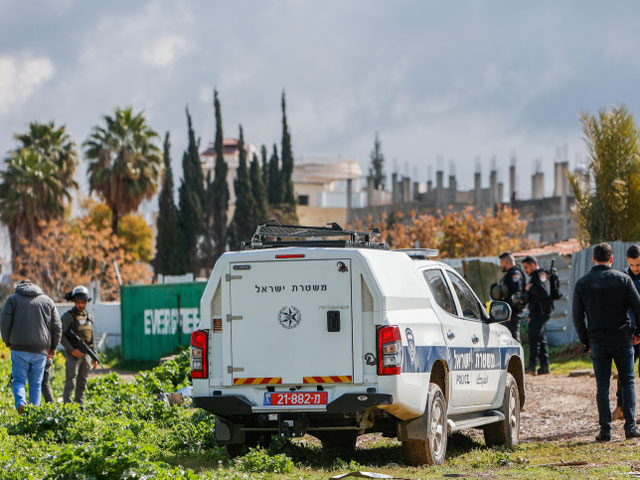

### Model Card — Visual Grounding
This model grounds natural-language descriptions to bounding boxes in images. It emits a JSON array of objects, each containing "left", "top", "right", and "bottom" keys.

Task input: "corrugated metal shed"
[
  {"left": 120, "top": 282, "right": 207, "bottom": 361},
  {"left": 565, "top": 241, "right": 640, "bottom": 344}
]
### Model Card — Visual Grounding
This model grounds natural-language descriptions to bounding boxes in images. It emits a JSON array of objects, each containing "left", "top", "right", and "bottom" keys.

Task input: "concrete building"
[
  {"left": 200, "top": 141, "right": 365, "bottom": 227},
  {"left": 350, "top": 161, "right": 588, "bottom": 244}
]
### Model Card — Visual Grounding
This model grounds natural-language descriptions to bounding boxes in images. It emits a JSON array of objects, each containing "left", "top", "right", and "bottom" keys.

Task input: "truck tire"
[
  {"left": 483, "top": 372, "right": 520, "bottom": 447},
  {"left": 403, "top": 383, "right": 448, "bottom": 466},
  {"left": 315, "top": 431, "right": 358, "bottom": 457}
]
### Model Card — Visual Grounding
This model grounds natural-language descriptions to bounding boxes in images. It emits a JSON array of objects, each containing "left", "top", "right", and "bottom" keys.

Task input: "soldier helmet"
[
  {"left": 490, "top": 283, "right": 509, "bottom": 301},
  {"left": 511, "top": 291, "right": 528, "bottom": 309},
  {"left": 70, "top": 285, "right": 91, "bottom": 302}
]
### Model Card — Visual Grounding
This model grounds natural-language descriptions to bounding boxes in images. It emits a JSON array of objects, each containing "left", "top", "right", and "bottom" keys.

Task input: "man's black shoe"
[
  {"left": 525, "top": 367, "right": 537, "bottom": 375},
  {"left": 596, "top": 431, "right": 611, "bottom": 442},
  {"left": 625, "top": 428, "right": 640, "bottom": 439},
  {"left": 537, "top": 367, "right": 550, "bottom": 375}
]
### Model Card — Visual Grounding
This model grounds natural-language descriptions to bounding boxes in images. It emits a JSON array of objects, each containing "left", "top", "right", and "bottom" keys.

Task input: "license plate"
[{"left": 263, "top": 391, "right": 328, "bottom": 406}]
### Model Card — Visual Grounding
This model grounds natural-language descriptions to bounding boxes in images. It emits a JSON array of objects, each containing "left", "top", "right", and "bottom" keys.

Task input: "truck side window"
[
  {"left": 422, "top": 269, "right": 457, "bottom": 316},
  {"left": 446, "top": 272, "right": 483, "bottom": 320}
]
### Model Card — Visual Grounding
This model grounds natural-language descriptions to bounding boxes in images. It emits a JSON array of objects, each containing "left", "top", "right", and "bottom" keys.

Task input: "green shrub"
[{"left": 238, "top": 446, "right": 294, "bottom": 474}]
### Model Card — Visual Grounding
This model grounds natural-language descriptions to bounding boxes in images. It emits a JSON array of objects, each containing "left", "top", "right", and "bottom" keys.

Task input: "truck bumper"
[{"left": 193, "top": 393, "right": 393, "bottom": 416}]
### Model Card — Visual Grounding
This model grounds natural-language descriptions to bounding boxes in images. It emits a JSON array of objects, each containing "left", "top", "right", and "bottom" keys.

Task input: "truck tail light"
[
  {"left": 191, "top": 330, "right": 209, "bottom": 379},
  {"left": 377, "top": 326, "right": 402, "bottom": 375}
]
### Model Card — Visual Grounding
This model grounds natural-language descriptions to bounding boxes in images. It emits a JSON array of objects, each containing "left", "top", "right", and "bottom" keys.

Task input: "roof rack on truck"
[
  {"left": 245, "top": 221, "right": 388, "bottom": 249},
  {"left": 396, "top": 248, "right": 439, "bottom": 260}
]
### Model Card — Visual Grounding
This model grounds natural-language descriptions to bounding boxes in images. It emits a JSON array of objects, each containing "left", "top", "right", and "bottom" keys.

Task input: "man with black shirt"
[
  {"left": 573, "top": 243, "right": 640, "bottom": 441},
  {"left": 496, "top": 252, "right": 525, "bottom": 342},
  {"left": 522, "top": 255, "right": 553, "bottom": 375},
  {"left": 612, "top": 244, "right": 640, "bottom": 421}
]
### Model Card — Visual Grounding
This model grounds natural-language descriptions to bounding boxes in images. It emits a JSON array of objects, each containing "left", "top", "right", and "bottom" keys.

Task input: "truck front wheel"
[
  {"left": 483, "top": 372, "right": 520, "bottom": 447},
  {"left": 403, "top": 382, "right": 448, "bottom": 466}
]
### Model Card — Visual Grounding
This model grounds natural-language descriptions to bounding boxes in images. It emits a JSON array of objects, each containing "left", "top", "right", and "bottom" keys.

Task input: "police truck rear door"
[{"left": 225, "top": 256, "right": 354, "bottom": 387}]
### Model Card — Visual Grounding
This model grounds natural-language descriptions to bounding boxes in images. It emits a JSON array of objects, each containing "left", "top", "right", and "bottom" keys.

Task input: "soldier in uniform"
[
  {"left": 495, "top": 252, "right": 525, "bottom": 342},
  {"left": 61, "top": 286, "right": 97, "bottom": 406},
  {"left": 522, "top": 255, "right": 553, "bottom": 375}
]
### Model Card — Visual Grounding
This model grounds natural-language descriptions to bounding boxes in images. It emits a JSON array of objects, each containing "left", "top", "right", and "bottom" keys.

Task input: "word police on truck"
[{"left": 190, "top": 223, "right": 525, "bottom": 465}]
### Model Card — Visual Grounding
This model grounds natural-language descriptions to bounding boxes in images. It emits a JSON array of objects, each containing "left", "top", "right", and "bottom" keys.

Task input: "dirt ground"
[
  {"left": 89, "top": 365, "right": 639, "bottom": 444},
  {"left": 520, "top": 372, "right": 640, "bottom": 443}
]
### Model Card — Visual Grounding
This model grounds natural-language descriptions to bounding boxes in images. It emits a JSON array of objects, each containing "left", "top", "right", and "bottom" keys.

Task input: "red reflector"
[
  {"left": 275, "top": 254, "right": 305, "bottom": 259},
  {"left": 378, "top": 325, "right": 401, "bottom": 344},
  {"left": 377, "top": 326, "right": 402, "bottom": 376},
  {"left": 191, "top": 330, "right": 208, "bottom": 379}
]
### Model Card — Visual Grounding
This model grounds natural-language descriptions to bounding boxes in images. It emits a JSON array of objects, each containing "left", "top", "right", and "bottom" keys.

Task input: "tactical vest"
[{"left": 71, "top": 309, "right": 94, "bottom": 345}]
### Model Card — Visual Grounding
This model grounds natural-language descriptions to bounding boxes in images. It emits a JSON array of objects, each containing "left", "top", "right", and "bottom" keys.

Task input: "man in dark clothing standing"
[
  {"left": 496, "top": 252, "right": 525, "bottom": 342},
  {"left": 612, "top": 244, "right": 640, "bottom": 421},
  {"left": 61, "top": 286, "right": 97, "bottom": 406},
  {"left": 573, "top": 243, "right": 640, "bottom": 441},
  {"left": 0, "top": 280, "right": 61, "bottom": 412},
  {"left": 522, "top": 255, "right": 553, "bottom": 375}
]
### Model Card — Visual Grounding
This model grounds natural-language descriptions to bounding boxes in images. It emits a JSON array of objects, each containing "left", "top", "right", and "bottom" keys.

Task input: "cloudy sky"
[{"left": 1, "top": 0, "right": 640, "bottom": 201}]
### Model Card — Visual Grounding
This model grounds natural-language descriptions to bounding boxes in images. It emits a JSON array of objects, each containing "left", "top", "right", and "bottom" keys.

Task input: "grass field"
[{"left": 2, "top": 341, "right": 638, "bottom": 479}]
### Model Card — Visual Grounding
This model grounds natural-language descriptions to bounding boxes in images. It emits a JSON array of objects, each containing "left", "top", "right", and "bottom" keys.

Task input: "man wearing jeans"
[
  {"left": 0, "top": 280, "right": 61, "bottom": 413},
  {"left": 573, "top": 243, "right": 640, "bottom": 441}
]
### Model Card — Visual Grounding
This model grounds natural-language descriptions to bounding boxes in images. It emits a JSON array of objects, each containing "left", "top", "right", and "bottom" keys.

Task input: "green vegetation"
[
  {"left": 229, "top": 125, "right": 256, "bottom": 250},
  {"left": 179, "top": 107, "right": 206, "bottom": 275},
  {"left": 84, "top": 107, "right": 161, "bottom": 234},
  {"left": 0, "top": 121, "right": 77, "bottom": 272},
  {"left": 156, "top": 131, "right": 184, "bottom": 276},
  {"left": 569, "top": 104, "right": 640, "bottom": 245},
  {"left": 1, "top": 344, "right": 635, "bottom": 479}
]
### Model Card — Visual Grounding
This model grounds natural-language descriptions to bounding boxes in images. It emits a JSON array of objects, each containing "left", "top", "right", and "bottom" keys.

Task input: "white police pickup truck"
[{"left": 191, "top": 224, "right": 525, "bottom": 465}]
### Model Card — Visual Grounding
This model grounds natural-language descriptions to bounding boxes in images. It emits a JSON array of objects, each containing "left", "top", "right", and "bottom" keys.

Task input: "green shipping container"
[{"left": 120, "top": 282, "right": 207, "bottom": 361}]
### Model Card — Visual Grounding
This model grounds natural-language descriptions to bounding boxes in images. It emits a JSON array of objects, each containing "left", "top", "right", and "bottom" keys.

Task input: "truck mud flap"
[
  {"left": 326, "top": 393, "right": 393, "bottom": 414},
  {"left": 193, "top": 395, "right": 252, "bottom": 416}
]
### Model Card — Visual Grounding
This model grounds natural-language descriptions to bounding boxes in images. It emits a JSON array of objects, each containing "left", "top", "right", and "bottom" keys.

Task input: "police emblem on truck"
[{"left": 278, "top": 306, "right": 301, "bottom": 329}]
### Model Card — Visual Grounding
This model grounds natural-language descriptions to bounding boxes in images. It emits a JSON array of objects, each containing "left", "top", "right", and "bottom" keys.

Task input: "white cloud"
[
  {"left": 141, "top": 34, "right": 190, "bottom": 68},
  {"left": 0, "top": 54, "right": 54, "bottom": 115}
]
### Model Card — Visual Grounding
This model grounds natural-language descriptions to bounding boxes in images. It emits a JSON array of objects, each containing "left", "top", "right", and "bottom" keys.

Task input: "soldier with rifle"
[{"left": 61, "top": 286, "right": 99, "bottom": 406}]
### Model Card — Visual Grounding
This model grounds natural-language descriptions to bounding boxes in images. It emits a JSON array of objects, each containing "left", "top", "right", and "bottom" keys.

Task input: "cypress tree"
[
  {"left": 229, "top": 126, "right": 256, "bottom": 250},
  {"left": 178, "top": 108, "right": 204, "bottom": 275},
  {"left": 280, "top": 91, "right": 296, "bottom": 206},
  {"left": 155, "top": 132, "right": 182, "bottom": 276},
  {"left": 183, "top": 107, "right": 205, "bottom": 206},
  {"left": 212, "top": 89, "right": 229, "bottom": 262},
  {"left": 260, "top": 144, "right": 269, "bottom": 189},
  {"left": 201, "top": 170, "right": 215, "bottom": 269},
  {"left": 369, "top": 132, "right": 385, "bottom": 190},
  {"left": 250, "top": 152, "right": 268, "bottom": 228},
  {"left": 267, "top": 143, "right": 281, "bottom": 205}
]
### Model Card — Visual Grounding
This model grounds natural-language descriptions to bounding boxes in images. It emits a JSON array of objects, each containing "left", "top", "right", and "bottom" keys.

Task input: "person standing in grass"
[
  {"left": 0, "top": 279, "right": 61, "bottom": 413},
  {"left": 612, "top": 244, "right": 640, "bottom": 421},
  {"left": 61, "top": 286, "right": 97, "bottom": 406},
  {"left": 573, "top": 243, "right": 640, "bottom": 441}
]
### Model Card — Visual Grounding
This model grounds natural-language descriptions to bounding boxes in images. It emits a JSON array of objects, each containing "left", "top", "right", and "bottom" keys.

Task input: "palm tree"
[
  {"left": 14, "top": 121, "right": 78, "bottom": 192},
  {"left": 84, "top": 107, "right": 161, "bottom": 233},
  {"left": 0, "top": 148, "right": 69, "bottom": 272}
]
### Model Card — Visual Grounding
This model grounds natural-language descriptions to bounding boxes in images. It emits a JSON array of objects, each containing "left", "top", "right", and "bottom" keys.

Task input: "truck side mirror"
[{"left": 488, "top": 301, "right": 511, "bottom": 323}]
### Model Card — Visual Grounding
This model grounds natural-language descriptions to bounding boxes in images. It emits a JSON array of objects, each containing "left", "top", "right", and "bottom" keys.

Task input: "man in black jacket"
[
  {"left": 496, "top": 252, "right": 525, "bottom": 342},
  {"left": 573, "top": 243, "right": 640, "bottom": 441},
  {"left": 523, "top": 255, "right": 553, "bottom": 375}
]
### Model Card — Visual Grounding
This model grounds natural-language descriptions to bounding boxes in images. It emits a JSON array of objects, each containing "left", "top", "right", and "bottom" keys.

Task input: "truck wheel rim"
[
  {"left": 429, "top": 397, "right": 445, "bottom": 457},
  {"left": 508, "top": 383, "right": 519, "bottom": 442}
]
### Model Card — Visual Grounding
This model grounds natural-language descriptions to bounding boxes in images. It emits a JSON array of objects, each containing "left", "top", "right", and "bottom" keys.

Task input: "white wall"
[{"left": 56, "top": 302, "right": 121, "bottom": 351}]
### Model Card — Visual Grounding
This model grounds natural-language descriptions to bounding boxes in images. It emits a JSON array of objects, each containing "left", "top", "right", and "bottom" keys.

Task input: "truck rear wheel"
[
  {"left": 403, "top": 383, "right": 448, "bottom": 466},
  {"left": 483, "top": 372, "right": 520, "bottom": 447}
]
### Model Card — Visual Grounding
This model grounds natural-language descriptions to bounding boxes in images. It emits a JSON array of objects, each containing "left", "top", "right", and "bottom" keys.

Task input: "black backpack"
[{"left": 546, "top": 259, "right": 562, "bottom": 301}]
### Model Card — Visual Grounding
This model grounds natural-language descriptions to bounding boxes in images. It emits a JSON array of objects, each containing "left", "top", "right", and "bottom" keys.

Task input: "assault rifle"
[{"left": 65, "top": 329, "right": 104, "bottom": 369}]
